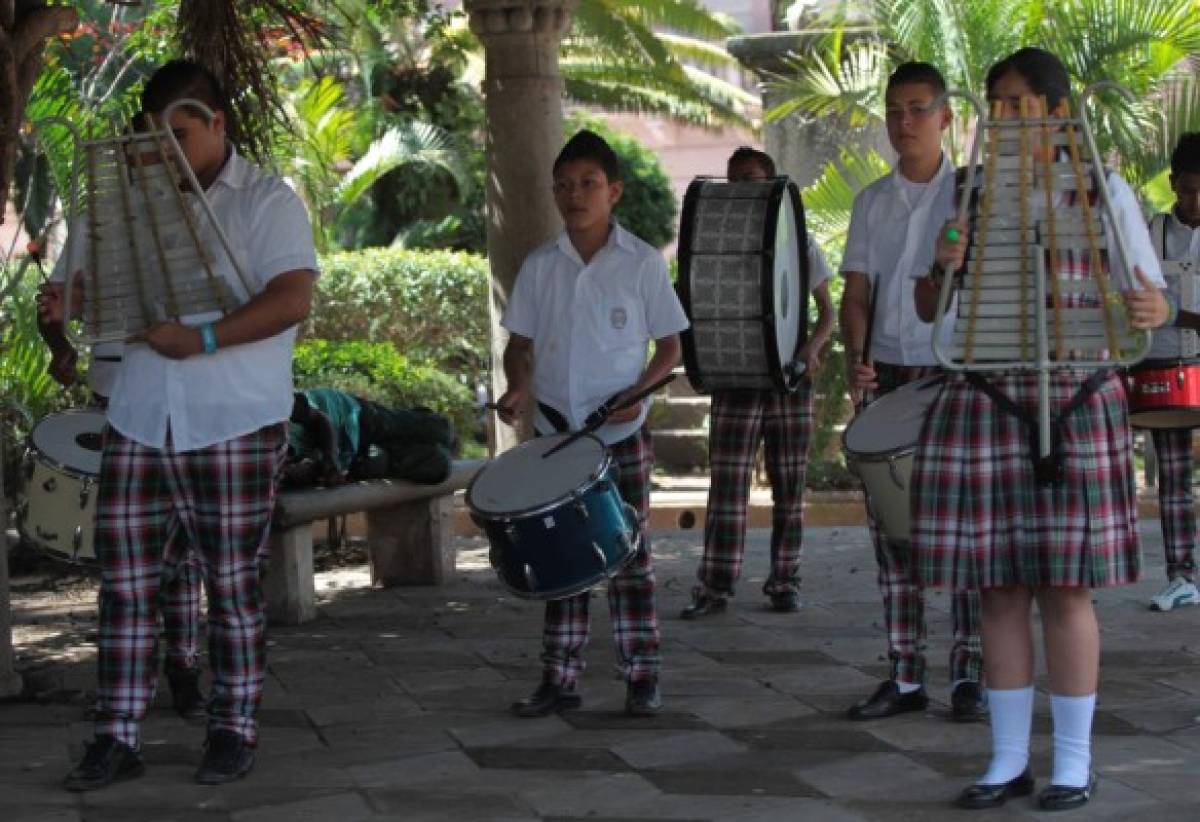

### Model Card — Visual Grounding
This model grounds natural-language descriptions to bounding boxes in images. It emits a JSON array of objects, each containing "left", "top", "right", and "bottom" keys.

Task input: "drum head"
[
  {"left": 468, "top": 434, "right": 609, "bottom": 517},
  {"left": 773, "top": 192, "right": 802, "bottom": 372},
  {"left": 30, "top": 410, "right": 106, "bottom": 476},
  {"left": 843, "top": 375, "right": 943, "bottom": 455}
]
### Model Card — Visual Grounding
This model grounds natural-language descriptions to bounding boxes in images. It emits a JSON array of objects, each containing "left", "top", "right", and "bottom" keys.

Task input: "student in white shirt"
[
  {"left": 1138, "top": 133, "right": 1200, "bottom": 613},
  {"left": 839, "top": 62, "right": 984, "bottom": 724},
  {"left": 50, "top": 60, "right": 318, "bottom": 792},
  {"left": 680, "top": 147, "right": 835, "bottom": 619},
  {"left": 498, "top": 130, "right": 688, "bottom": 718}
]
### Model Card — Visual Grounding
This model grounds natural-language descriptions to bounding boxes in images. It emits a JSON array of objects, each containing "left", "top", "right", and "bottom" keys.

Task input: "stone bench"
[{"left": 265, "top": 459, "right": 487, "bottom": 625}]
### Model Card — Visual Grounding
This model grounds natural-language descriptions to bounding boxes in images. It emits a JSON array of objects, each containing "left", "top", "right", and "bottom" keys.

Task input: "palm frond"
[
  {"left": 764, "top": 38, "right": 888, "bottom": 128},
  {"left": 334, "top": 121, "right": 470, "bottom": 209},
  {"left": 602, "top": 0, "right": 740, "bottom": 41},
  {"left": 802, "top": 147, "right": 892, "bottom": 257}
]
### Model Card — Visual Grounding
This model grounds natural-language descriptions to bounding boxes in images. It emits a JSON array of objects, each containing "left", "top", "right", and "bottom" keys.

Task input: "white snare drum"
[
  {"left": 842, "top": 376, "right": 943, "bottom": 544},
  {"left": 16, "top": 410, "right": 106, "bottom": 564},
  {"left": 678, "top": 177, "right": 810, "bottom": 393}
]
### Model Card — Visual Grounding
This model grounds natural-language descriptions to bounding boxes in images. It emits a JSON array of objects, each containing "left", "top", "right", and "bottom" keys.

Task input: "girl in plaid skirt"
[{"left": 911, "top": 48, "right": 1170, "bottom": 812}]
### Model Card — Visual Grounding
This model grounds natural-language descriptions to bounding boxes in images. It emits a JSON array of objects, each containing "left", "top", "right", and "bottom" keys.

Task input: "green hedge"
[
  {"left": 292, "top": 339, "right": 474, "bottom": 444},
  {"left": 306, "top": 247, "right": 490, "bottom": 387}
]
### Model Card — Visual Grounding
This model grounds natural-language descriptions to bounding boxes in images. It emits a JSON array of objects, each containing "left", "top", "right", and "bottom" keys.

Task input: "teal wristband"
[{"left": 200, "top": 322, "right": 218, "bottom": 355}]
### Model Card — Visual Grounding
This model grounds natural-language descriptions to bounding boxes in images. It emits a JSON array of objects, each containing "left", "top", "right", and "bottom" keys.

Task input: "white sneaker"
[{"left": 1149, "top": 576, "right": 1200, "bottom": 612}]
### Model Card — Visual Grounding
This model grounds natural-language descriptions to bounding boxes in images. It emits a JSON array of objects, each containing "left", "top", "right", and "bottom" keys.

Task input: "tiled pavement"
[{"left": 2, "top": 523, "right": 1198, "bottom": 821}]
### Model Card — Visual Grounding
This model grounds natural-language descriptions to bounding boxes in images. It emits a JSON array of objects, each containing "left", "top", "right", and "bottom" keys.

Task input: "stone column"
[
  {"left": 0, "top": 442, "right": 23, "bottom": 698},
  {"left": 466, "top": 0, "right": 576, "bottom": 452}
]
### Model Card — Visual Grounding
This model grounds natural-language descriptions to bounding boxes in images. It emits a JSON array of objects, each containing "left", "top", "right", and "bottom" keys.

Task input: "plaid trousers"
[
  {"left": 864, "top": 363, "right": 982, "bottom": 685},
  {"left": 1151, "top": 427, "right": 1198, "bottom": 581},
  {"left": 93, "top": 423, "right": 285, "bottom": 748},
  {"left": 697, "top": 385, "right": 813, "bottom": 596},
  {"left": 542, "top": 427, "right": 659, "bottom": 686},
  {"left": 159, "top": 554, "right": 203, "bottom": 670}
]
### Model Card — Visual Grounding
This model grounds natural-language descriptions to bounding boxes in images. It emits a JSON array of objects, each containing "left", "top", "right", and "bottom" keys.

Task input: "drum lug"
[
  {"left": 73, "top": 527, "right": 84, "bottom": 557},
  {"left": 522, "top": 563, "right": 539, "bottom": 593},
  {"left": 591, "top": 541, "right": 607, "bottom": 570},
  {"left": 42, "top": 476, "right": 57, "bottom": 493},
  {"left": 573, "top": 493, "right": 589, "bottom": 521},
  {"left": 79, "top": 477, "right": 93, "bottom": 509},
  {"left": 1178, "top": 368, "right": 1186, "bottom": 388},
  {"left": 504, "top": 524, "right": 519, "bottom": 545}
]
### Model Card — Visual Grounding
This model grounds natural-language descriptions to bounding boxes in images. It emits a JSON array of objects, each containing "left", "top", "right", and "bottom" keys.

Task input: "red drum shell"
[{"left": 1128, "top": 362, "right": 1200, "bottom": 429}]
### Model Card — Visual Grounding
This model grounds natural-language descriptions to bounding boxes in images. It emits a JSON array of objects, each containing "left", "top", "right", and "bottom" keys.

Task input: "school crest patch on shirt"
[{"left": 610, "top": 306, "right": 628, "bottom": 330}]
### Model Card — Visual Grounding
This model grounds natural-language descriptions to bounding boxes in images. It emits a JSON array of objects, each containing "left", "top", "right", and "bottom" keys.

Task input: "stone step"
[
  {"left": 653, "top": 396, "right": 710, "bottom": 429},
  {"left": 651, "top": 428, "right": 709, "bottom": 471}
]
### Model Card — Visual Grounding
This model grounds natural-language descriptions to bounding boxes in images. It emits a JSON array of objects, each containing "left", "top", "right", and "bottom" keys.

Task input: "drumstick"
[
  {"left": 861, "top": 276, "right": 880, "bottom": 368},
  {"left": 541, "top": 373, "right": 677, "bottom": 459}
]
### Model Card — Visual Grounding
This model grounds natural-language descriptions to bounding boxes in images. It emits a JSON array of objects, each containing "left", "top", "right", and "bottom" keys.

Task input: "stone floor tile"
[
  {"left": 347, "top": 750, "right": 480, "bottom": 789},
  {"left": 612, "top": 731, "right": 746, "bottom": 769},
  {"left": 793, "top": 751, "right": 944, "bottom": 800},
  {"left": 229, "top": 790, "right": 373, "bottom": 822}
]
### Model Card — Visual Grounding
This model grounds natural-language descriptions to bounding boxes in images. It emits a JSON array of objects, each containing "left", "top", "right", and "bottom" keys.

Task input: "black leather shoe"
[
  {"left": 768, "top": 591, "right": 801, "bottom": 612},
  {"left": 680, "top": 587, "right": 727, "bottom": 620},
  {"left": 846, "top": 680, "right": 928, "bottom": 720},
  {"left": 510, "top": 681, "right": 582, "bottom": 718},
  {"left": 1038, "top": 774, "right": 1096, "bottom": 811},
  {"left": 951, "top": 681, "right": 988, "bottom": 723},
  {"left": 64, "top": 735, "right": 144, "bottom": 792},
  {"left": 166, "top": 662, "right": 207, "bottom": 723},
  {"left": 195, "top": 729, "right": 256, "bottom": 785},
  {"left": 955, "top": 767, "right": 1035, "bottom": 809},
  {"left": 625, "top": 679, "right": 663, "bottom": 716}
]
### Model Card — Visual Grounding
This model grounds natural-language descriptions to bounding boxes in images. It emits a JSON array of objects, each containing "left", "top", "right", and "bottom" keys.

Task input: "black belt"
[{"left": 965, "top": 369, "right": 1110, "bottom": 487}]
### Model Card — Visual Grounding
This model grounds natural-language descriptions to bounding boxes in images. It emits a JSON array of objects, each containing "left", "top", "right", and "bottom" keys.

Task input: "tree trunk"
[
  {"left": 465, "top": 0, "right": 576, "bottom": 453},
  {"left": 0, "top": 436, "right": 23, "bottom": 698}
]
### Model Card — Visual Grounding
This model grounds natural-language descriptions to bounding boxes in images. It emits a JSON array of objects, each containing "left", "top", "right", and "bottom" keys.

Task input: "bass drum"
[
  {"left": 16, "top": 410, "right": 106, "bottom": 564},
  {"left": 677, "top": 176, "right": 810, "bottom": 393}
]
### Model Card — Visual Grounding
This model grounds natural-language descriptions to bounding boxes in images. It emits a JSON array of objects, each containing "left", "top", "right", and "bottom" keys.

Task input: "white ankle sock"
[
  {"left": 895, "top": 680, "right": 923, "bottom": 694},
  {"left": 979, "top": 685, "right": 1034, "bottom": 784},
  {"left": 1050, "top": 693, "right": 1095, "bottom": 788}
]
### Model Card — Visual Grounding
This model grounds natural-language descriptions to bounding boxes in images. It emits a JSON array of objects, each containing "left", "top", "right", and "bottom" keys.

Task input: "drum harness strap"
[
  {"left": 537, "top": 402, "right": 571, "bottom": 434},
  {"left": 964, "top": 369, "right": 1111, "bottom": 487}
]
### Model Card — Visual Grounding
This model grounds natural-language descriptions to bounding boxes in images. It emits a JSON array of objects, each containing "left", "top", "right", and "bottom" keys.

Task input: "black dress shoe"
[
  {"left": 166, "top": 662, "right": 207, "bottom": 723},
  {"left": 768, "top": 591, "right": 801, "bottom": 612},
  {"left": 195, "top": 729, "right": 256, "bottom": 785},
  {"left": 951, "top": 681, "right": 988, "bottom": 723},
  {"left": 625, "top": 679, "right": 662, "bottom": 716},
  {"left": 680, "top": 587, "right": 727, "bottom": 620},
  {"left": 955, "top": 767, "right": 1035, "bottom": 809},
  {"left": 64, "top": 735, "right": 145, "bottom": 792},
  {"left": 510, "top": 681, "right": 582, "bottom": 718},
  {"left": 846, "top": 680, "right": 928, "bottom": 720},
  {"left": 1038, "top": 773, "right": 1096, "bottom": 811}
]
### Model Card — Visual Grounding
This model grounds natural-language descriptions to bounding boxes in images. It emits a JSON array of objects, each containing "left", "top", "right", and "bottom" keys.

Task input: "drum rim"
[
  {"left": 28, "top": 409, "right": 107, "bottom": 479},
  {"left": 676, "top": 177, "right": 809, "bottom": 395},
  {"left": 1129, "top": 358, "right": 1200, "bottom": 373},
  {"left": 465, "top": 434, "right": 616, "bottom": 520},
  {"left": 840, "top": 374, "right": 944, "bottom": 458}
]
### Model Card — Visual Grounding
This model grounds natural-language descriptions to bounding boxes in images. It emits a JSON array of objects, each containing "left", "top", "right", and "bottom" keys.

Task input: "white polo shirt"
[
  {"left": 502, "top": 222, "right": 689, "bottom": 445},
  {"left": 841, "top": 155, "right": 957, "bottom": 366},
  {"left": 1147, "top": 209, "right": 1200, "bottom": 358},
  {"left": 807, "top": 236, "right": 833, "bottom": 292},
  {"left": 55, "top": 148, "right": 318, "bottom": 451}
]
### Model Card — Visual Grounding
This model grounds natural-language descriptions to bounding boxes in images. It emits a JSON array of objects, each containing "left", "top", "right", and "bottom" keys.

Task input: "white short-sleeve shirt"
[
  {"left": 841, "top": 156, "right": 957, "bottom": 366},
  {"left": 1147, "top": 209, "right": 1200, "bottom": 358},
  {"left": 54, "top": 148, "right": 319, "bottom": 451},
  {"left": 502, "top": 222, "right": 689, "bottom": 445},
  {"left": 807, "top": 236, "right": 833, "bottom": 292}
]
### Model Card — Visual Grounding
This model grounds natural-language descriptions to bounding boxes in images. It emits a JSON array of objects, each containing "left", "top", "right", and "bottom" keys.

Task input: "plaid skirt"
[{"left": 912, "top": 370, "right": 1140, "bottom": 590}]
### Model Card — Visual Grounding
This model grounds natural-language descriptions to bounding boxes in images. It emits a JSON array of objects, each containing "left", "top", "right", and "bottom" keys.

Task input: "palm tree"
[{"left": 767, "top": 0, "right": 1200, "bottom": 251}]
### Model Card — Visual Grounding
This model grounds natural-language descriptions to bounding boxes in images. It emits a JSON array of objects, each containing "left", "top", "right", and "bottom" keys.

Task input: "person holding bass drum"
[{"left": 679, "top": 146, "right": 835, "bottom": 618}]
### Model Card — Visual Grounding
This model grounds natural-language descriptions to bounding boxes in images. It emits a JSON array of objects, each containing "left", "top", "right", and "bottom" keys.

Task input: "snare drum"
[
  {"left": 677, "top": 177, "right": 810, "bottom": 393},
  {"left": 842, "top": 376, "right": 943, "bottom": 544},
  {"left": 1128, "top": 360, "right": 1200, "bottom": 429},
  {"left": 16, "top": 410, "right": 106, "bottom": 563},
  {"left": 466, "top": 433, "right": 639, "bottom": 600}
]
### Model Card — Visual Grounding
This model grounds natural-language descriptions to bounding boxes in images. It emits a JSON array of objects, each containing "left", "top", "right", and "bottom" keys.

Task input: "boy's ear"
[
  {"left": 609, "top": 179, "right": 624, "bottom": 204},
  {"left": 939, "top": 103, "right": 952, "bottom": 131}
]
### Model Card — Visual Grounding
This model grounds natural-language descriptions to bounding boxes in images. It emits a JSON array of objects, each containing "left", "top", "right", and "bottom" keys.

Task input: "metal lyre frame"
[
  {"left": 53, "top": 98, "right": 253, "bottom": 345},
  {"left": 930, "top": 83, "right": 1151, "bottom": 458}
]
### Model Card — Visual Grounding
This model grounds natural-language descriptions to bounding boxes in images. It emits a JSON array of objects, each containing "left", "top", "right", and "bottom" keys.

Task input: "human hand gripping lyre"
[
  {"left": 1121, "top": 267, "right": 1172, "bottom": 330},
  {"left": 934, "top": 219, "right": 968, "bottom": 275}
]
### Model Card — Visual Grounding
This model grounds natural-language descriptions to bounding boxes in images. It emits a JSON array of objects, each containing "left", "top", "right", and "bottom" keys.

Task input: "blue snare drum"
[{"left": 466, "top": 433, "right": 640, "bottom": 600}]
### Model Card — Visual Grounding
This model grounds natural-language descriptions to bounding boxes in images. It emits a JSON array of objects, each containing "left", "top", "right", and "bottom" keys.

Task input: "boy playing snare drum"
[{"left": 496, "top": 130, "right": 688, "bottom": 717}]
